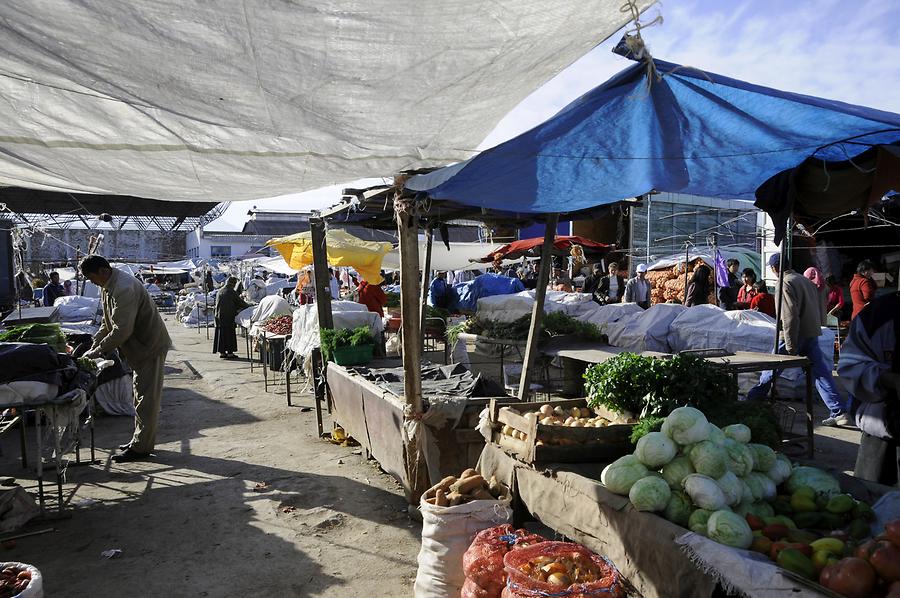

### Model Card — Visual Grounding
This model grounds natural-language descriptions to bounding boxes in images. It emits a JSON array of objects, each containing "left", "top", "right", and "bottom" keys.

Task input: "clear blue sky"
[{"left": 208, "top": 0, "right": 900, "bottom": 230}]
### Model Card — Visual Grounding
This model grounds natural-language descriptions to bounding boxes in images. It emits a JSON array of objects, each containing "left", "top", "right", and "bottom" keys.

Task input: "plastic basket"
[{"left": 332, "top": 344, "right": 374, "bottom": 366}]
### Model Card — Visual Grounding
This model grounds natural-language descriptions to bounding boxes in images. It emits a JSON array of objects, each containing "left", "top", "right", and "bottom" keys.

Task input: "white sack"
[{"left": 414, "top": 495, "right": 512, "bottom": 598}]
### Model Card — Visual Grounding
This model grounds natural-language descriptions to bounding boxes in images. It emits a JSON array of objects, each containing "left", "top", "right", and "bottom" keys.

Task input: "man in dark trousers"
[
  {"left": 81, "top": 255, "right": 171, "bottom": 462},
  {"left": 747, "top": 253, "right": 847, "bottom": 426}
]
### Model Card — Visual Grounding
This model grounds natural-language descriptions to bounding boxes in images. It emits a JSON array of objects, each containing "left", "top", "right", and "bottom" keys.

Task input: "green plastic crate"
[{"left": 331, "top": 344, "right": 374, "bottom": 366}]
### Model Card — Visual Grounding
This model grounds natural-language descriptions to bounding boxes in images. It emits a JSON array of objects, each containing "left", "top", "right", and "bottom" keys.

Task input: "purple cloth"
[{"left": 714, "top": 250, "right": 730, "bottom": 288}]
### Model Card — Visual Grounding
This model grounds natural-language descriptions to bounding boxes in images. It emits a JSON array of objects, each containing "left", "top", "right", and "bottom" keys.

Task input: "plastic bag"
[
  {"left": 0, "top": 562, "right": 43, "bottom": 598},
  {"left": 502, "top": 542, "right": 624, "bottom": 598},
  {"left": 462, "top": 525, "right": 546, "bottom": 597},
  {"left": 414, "top": 495, "right": 512, "bottom": 598}
]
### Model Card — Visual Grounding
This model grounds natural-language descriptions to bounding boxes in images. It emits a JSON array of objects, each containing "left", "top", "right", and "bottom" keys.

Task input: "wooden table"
[{"left": 540, "top": 341, "right": 815, "bottom": 458}]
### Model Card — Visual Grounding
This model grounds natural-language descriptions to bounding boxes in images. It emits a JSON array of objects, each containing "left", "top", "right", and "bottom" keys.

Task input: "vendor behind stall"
[
  {"left": 624, "top": 264, "right": 650, "bottom": 309},
  {"left": 838, "top": 292, "right": 900, "bottom": 486},
  {"left": 214, "top": 276, "right": 248, "bottom": 359},
  {"left": 595, "top": 262, "right": 624, "bottom": 304},
  {"left": 428, "top": 271, "right": 456, "bottom": 309}
]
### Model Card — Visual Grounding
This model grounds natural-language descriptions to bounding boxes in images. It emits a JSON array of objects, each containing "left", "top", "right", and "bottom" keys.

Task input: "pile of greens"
[
  {"left": 452, "top": 312, "right": 603, "bottom": 344},
  {"left": 0, "top": 323, "right": 66, "bottom": 353},
  {"left": 319, "top": 325, "right": 374, "bottom": 362},
  {"left": 385, "top": 292, "right": 401, "bottom": 309},
  {"left": 585, "top": 352, "right": 780, "bottom": 448},
  {"left": 76, "top": 357, "right": 99, "bottom": 373}
]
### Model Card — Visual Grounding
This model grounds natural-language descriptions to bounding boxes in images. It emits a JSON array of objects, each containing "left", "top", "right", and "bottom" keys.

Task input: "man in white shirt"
[{"left": 624, "top": 263, "right": 651, "bottom": 309}]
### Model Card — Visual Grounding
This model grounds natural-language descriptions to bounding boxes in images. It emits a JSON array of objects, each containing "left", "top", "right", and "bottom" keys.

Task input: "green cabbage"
[
  {"left": 785, "top": 466, "right": 841, "bottom": 497},
  {"left": 707, "top": 510, "right": 753, "bottom": 549},
  {"left": 745, "top": 472, "right": 776, "bottom": 502},
  {"left": 683, "top": 473, "right": 728, "bottom": 511},
  {"left": 634, "top": 431, "right": 677, "bottom": 468},
  {"left": 661, "top": 407, "right": 710, "bottom": 445},
  {"left": 707, "top": 424, "right": 727, "bottom": 447},
  {"left": 688, "top": 508, "right": 712, "bottom": 535},
  {"left": 716, "top": 471, "right": 744, "bottom": 507},
  {"left": 629, "top": 476, "right": 671, "bottom": 512},
  {"left": 601, "top": 455, "right": 649, "bottom": 495},
  {"left": 748, "top": 443, "right": 777, "bottom": 472},
  {"left": 689, "top": 441, "right": 728, "bottom": 479},
  {"left": 765, "top": 453, "right": 792, "bottom": 485},
  {"left": 661, "top": 455, "right": 695, "bottom": 490},
  {"left": 664, "top": 491, "right": 693, "bottom": 527},
  {"left": 723, "top": 438, "right": 755, "bottom": 477},
  {"left": 723, "top": 423, "right": 752, "bottom": 444}
]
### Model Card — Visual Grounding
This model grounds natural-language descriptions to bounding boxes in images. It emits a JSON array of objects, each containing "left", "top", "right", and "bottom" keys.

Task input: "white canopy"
[
  {"left": 381, "top": 242, "right": 500, "bottom": 273},
  {"left": 0, "top": 1, "right": 648, "bottom": 201}
]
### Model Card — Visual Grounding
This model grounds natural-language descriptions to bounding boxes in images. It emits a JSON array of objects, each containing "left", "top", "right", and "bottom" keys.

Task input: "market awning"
[
  {"left": 478, "top": 236, "right": 611, "bottom": 263},
  {"left": 381, "top": 242, "right": 501, "bottom": 272},
  {"left": 0, "top": 1, "right": 650, "bottom": 202},
  {"left": 266, "top": 229, "right": 392, "bottom": 283},
  {"left": 406, "top": 55, "right": 900, "bottom": 217}
]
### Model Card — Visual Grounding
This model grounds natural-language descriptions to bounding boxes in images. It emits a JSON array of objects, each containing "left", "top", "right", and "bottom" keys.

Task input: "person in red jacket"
[
  {"left": 849, "top": 259, "right": 877, "bottom": 320},
  {"left": 357, "top": 279, "right": 388, "bottom": 315},
  {"left": 749, "top": 281, "right": 776, "bottom": 317}
]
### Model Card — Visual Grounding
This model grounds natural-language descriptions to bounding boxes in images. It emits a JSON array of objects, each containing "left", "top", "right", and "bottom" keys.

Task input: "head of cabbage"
[
  {"left": 716, "top": 471, "right": 744, "bottom": 507},
  {"left": 661, "top": 455, "right": 695, "bottom": 490},
  {"left": 601, "top": 455, "right": 649, "bottom": 496},
  {"left": 664, "top": 491, "right": 693, "bottom": 527},
  {"left": 765, "top": 453, "right": 792, "bottom": 485},
  {"left": 707, "top": 510, "right": 753, "bottom": 549},
  {"left": 661, "top": 407, "right": 710, "bottom": 445},
  {"left": 743, "top": 472, "right": 776, "bottom": 502},
  {"left": 723, "top": 438, "right": 755, "bottom": 477},
  {"left": 634, "top": 431, "right": 677, "bottom": 468},
  {"left": 707, "top": 424, "right": 727, "bottom": 447},
  {"left": 689, "top": 441, "right": 728, "bottom": 479},
  {"left": 688, "top": 508, "right": 712, "bottom": 535},
  {"left": 785, "top": 466, "right": 841, "bottom": 497},
  {"left": 629, "top": 476, "right": 671, "bottom": 512},
  {"left": 683, "top": 473, "right": 728, "bottom": 511},
  {"left": 723, "top": 423, "right": 752, "bottom": 444},
  {"left": 749, "top": 443, "right": 776, "bottom": 472}
]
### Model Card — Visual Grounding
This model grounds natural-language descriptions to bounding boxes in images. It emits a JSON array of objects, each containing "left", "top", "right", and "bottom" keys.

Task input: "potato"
[
  {"left": 539, "top": 404, "right": 553, "bottom": 416},
  {"left": 540, "top": 417, "right": 555, "bottom": 426},
  {"left": 553, "top": 406, "right": 565, "bottom": 416},
  {"left": 461, "top": 468, "right": 478, "bottom": 479}
]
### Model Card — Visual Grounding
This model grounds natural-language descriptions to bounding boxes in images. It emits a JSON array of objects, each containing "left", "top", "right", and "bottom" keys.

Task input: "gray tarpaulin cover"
[{"left": 0, "top": 1, "right": 649, "bottom": 200}]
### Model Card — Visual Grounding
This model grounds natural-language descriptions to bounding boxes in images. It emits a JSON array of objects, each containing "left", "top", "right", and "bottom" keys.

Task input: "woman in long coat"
[
  {"left": 685, "top": 264, "right": 712, "bottom": 307},
  {"left": 213, "top": 276, "right": 249, "bottom": 359}
]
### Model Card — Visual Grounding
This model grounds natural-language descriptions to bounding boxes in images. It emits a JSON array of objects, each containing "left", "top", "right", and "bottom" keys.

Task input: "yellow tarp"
[{"left": 265, "top": 229, "right": 393, "bottom": 284}]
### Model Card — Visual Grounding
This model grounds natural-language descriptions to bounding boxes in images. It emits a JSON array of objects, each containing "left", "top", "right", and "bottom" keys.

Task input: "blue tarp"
[
  {"left": 453, "top": 273, "right": 525, "bottom": 312},
  {"left": 406, "top": 58, "right": 900, "bottom": 213}
]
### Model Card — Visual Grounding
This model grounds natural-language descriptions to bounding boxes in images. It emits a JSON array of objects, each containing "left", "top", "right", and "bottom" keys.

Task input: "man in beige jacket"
[
  {"left": 81, "top": 255, "right": 172, "bottom": 462},
  {"left": 747, "top": 253, "right": 848, "bottom": 426}
]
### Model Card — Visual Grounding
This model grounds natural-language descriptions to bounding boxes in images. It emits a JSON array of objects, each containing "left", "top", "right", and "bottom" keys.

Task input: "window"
[{"left": 210, "top": 245, "right": 231, "bottom": 258}]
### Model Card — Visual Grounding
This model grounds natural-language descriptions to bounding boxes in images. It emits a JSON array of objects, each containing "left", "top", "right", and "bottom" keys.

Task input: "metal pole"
[
  {"left": 419, "top": 226, "right": 434, "bottom": 354},
  {"left": 518, "top": 213, "right": 559, "bottom": 401},
  {"left": 711, "top": 233, "right": 719, "bottom": 307},
  {"left": 646, "top": 194, "right": 651, "bottom": 266},
  {"left": 204, "top": 264, "right": 210, "bottom": 340},
  {"left": 683, "top": 242, "right": 690, "bottom": 305}
]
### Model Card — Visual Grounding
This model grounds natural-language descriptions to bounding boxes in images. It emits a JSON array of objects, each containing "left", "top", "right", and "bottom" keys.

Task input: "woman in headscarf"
[
  {"left": 213, "top": 276, "right": 249, "bottom": 359},
  {"left": 825, "top": 275, "right": 845, "bottom": 318},
  {"left": 685, "top": 264, "right": 712, "bottom": 307},
  {"left": 803, "top": 267, "right": 828, "bottom": 325}
]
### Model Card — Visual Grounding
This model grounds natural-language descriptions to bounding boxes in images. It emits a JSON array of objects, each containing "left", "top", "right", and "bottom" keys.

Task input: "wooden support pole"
[
  {"left": 396, "top": 192, "right": 428, "bottom": 502},
  {"left": 310, "top": 217, "right": 332, "bottom": 436},
  {"left": 518, "top": 213, "right": 559, "bottom": 401},
  {"left": 310, "top": 217, "right": 334, "bottom": 329},
  {"left": 419, "top": 225, "right": 434, "bottom": 353}
]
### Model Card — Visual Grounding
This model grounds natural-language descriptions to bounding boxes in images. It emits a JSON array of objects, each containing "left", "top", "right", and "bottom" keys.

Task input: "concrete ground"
[
  {"left": 0, "top": 319, "right": 864, "bottom": 596},
  {"left": 0, "top": 316, "right": 421, "bottom": 597}
]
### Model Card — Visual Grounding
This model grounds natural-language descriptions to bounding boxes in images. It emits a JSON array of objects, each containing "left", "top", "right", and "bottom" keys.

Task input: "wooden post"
[
  {"left": 310, "top": 217, "right": 333, "bottom": 329},
  {"left": 419, "top": 225, "right": 434, "bottom": 354},
  {"left": 518, "top": 213, "right": 559, "bottom": 401},
  {"left": 310, "top": 217, "right": 332, "bottom": 436},
  {"left": 396, "top": 192, "right": 428, "bottom": 502}
]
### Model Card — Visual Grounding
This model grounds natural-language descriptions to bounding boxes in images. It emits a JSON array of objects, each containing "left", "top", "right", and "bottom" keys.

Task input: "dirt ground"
[
  {"left": 0, "top": 316, "right": 865, "bottom": 597},
  {"left": 0, "top": 316, "right": 422, "bottom": 597}
]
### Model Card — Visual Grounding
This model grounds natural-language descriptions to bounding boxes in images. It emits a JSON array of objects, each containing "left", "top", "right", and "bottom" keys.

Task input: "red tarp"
[{"left": 478, "top": 235, "right": 611, "bottom": 263}]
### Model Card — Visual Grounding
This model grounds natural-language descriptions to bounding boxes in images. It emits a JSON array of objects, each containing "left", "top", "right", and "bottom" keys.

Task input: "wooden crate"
[{"left": 488, "top": 398, "right": 634, "bottom": 464}]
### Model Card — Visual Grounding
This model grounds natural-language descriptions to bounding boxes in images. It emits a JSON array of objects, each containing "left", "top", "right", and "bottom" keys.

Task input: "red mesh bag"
[
  {"left": 502, "top": 541, "right": 625, "bottom": 598},
  {"left": 463, "top": 525, "right": 547, "bottom": 597},
  {"left": 461, "top": 578, "right": 493, "bottom": 598}
]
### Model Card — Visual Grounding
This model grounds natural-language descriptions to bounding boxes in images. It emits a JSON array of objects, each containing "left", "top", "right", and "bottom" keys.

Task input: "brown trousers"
[{"left": 129, "top": 351, "right": 167, "bottom": 454}]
